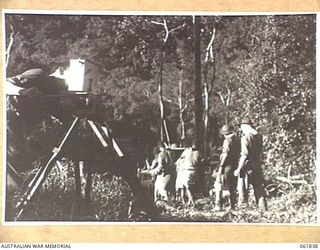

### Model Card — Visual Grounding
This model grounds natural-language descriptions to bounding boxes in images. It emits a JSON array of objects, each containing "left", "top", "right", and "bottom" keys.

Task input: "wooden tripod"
[{"left": 15, "top": 116, "right": 159, "bottom": 221}]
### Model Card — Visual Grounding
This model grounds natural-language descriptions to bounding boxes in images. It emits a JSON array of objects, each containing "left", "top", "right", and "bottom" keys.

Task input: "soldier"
[
  {"left": 233, "top": 117, "right": 267, "bottom": 211},
  {"left": 175, "top": 139, "right": 202, "bottom": 206},
  {"left": 143, "top": 141, "right": 173, "bottom": 202},
  {"left": 214, "top": 125, "right": 240, "bottom": 211}
]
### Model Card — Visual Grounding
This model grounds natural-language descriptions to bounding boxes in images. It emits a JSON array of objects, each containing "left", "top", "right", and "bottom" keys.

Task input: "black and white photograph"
[{"left": 4, "top": 11, "right": 317, "bottom": 224}]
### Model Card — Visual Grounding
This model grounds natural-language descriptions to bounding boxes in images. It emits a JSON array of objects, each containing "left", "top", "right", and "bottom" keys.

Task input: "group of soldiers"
[
  {"left": 215, "top": 117, "right": 267, "bottom": 211},
  {"left": 138, "top": 117, "right": 268, "bottom": 212},
  {"left": 138, "top": 139, "right": 202, "bottom": 206},
  {"left": 6, "top": 68, "right": 268, "bottom": 212}
]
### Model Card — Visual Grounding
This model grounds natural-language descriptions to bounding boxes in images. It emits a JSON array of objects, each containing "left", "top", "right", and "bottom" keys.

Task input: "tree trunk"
[
  {"left": 204, "top": 27, "right": 216, "bottom": 158},
  {"left": 193, "top": 15, "right": 203, "bottom": 146},
  {"left": 193, "top": 15, "right": 205, "bottom": 193},
  {"left": 178, "top": 70, "right": 185, "bottom": 142},
  {"left": 159, "top": 47, "right": 165, "bottom": 142},
  {"left": 203, "top": 81, "right": 209, "bottom": 156},
  {"left": 6, "top": 24, "right": 15, "bottom": 69}
]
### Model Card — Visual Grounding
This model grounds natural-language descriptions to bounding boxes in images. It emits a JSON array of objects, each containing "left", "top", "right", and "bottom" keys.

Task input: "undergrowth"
[{"left": 6, "top": 163, "right": 317, "bottom": 223}]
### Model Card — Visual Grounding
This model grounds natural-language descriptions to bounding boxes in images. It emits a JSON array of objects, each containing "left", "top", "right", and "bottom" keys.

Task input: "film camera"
[
  {"left": 6, "top": 59, "right": 101, "bottom": 121},
  {"left": 6, "top": 59, "right": 159, "bottom": 221}
]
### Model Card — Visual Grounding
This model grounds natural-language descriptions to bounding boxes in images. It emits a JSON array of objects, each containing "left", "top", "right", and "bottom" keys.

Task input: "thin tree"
[
  {"left": 215, "top": 88, "right": 232, "bottom": 124},
  {"left": 5, "top": 23, "right": 16, "bottom": 70},
  {"left": 151, "top": 19, "right": 184, "bottom": 145},
  {"left": 193, "top": 15, "right": 205, "bottom": 193},
  {"left": 193, "top": 16, "right": 203, "bottom": 146},
  {"left": 203, "top": 27, "right": 216, "bottom": 158}
]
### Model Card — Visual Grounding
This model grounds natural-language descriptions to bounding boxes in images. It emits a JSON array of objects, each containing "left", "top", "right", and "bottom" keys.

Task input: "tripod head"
[
  {"left": 6, "top": 60, "right": 108, "bottom": 126},
  {"left": 7, "top": 92, "right": 103, "bottom": 123}
]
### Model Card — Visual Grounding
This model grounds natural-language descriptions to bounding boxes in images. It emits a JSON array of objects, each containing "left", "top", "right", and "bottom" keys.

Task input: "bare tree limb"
[
  {"left": 151, "top": 21, "right": 164, "bottom": 26},
  {"left": 275, "top": 176, "right": 308, "bottom": 185},
  {"left": 163, "top": 19, "right": 169, "bottom": 43},
  {"left": 181, "top": 104, "right": 188, "bottom": 113},
  {"left": 143, "top": 89, "right": 150, "bottom": 99},
  {"left": 151, "top": 18, "right": 186, "bottom": 143},
  {"left": 216, "top": 91, "right": 226, "bottom": 105},
  {"left": 203, "top": 27, "right": 216, "bottom": 157},
  {"left": 162, "top": 96, "right": 174, "bottom": 104},
  {"left": 6, "top": 24, "right": 16, "bottom": 69},
  {"left": 169, "top": 23, "right": 186, "bottom": 33},
  {"left": 205, "top": 28, "right": 216, "bottom": 62},
  {"left": 152, "top": 19, "right": 185, "bottom": 44},
  {"left": 226, "top": 88, "right": 231, "bottom": 107}
]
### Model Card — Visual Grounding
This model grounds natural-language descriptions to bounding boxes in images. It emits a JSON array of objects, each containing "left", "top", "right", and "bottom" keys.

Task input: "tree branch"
[
  {"left": 6, "top": 24, "right": 16, "bottom": 69},
  {"left": 226, "top": 88, "right": 231, "bottom": 107},
  {"left": 169, "top": 23, "right": 186, "bottom": 33},
  {"left": 215, "top": 91, "right": 226, "bottom": 105},
  {"left": 152, "top": 19, "right": 185, "bottom": 44},
  {"left": 205, "top": 27, "right": 216, "bottom": 62},
  {"left": 143, "top": 89, "right": 150, "bottom": 99},
  {"left": 151, "top": 21, "right": 164, "bottom": 26}
]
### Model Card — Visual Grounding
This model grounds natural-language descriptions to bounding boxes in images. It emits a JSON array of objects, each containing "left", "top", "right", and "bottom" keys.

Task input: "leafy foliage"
[
  {"left": 7, "top": 167, "right": 316, "bottom": 223},
  {"left": 7, "top": 163, "right": 133, "bottom": 221},
  {"left": 5, "top": 14, "right": 316, "bottom": 223}
]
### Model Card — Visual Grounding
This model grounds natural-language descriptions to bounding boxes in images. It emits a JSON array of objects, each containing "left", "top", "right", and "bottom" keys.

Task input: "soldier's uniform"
[
  {"left": 150, "top": 144, "right": 173, "bottom": 201},
  {"left": 214, "top": 125, "right": 240, "bottom": 211},
  {"left": 176, "top": 147, "right": 201, "bottom": 189},
  {"left": 237, "top": 118, "right": 267, "bottom": 211},
  {"left": 175, "top": 141, "right": 202, "bottom": 206}
]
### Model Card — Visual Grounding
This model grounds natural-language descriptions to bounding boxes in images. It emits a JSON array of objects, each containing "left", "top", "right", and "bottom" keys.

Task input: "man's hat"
[
  {"left": 240, "top": 117, "right": 252, "bottom": 125},
  {"left": 220, "top": 124, "right": 234, "bottom": 135},
  {"left": 20, "top": 68, "right": 45, "bottom": 79}
]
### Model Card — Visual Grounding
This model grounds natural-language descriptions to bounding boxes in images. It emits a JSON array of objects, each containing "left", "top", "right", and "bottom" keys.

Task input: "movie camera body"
[{"left": 6, "top": 59, "right": 101, "bottom": 121}]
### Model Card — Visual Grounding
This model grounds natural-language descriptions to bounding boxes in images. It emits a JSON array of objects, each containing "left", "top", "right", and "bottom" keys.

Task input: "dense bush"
[
  {"left": 5, "top": 14, "right": 316, "bottom": 223},
  {"left": 7, "top": 163, "right": 133, "bottom": 221}
]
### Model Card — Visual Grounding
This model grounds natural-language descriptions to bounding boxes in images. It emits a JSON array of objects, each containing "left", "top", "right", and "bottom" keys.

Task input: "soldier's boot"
[
  {"left": 253, "top": 183, "right": 267, "bottom": 211},
  {"left": 154, "top": 188, "right": 159, "bottom": 202},
  {"left": 237, "top": 177, "right": 249, "bottom": 209},
  {"left": 214, "top": 192, "right": 222, "bottom": 211},
  {"left": 229, "top": 190, "right": 237, "bottom": 210},
  {"left": 175, "top": 190, "right": 180, "bottom": 202},
  {"left": 180, "top": 188, "right": 186, "bottom": 205},
  {"left": 258, "top": 197, "right": 267, "bottom": 212},
  {"left": 214, "top": 183, "right": 223, "bottom": 211},
  {"left": 238, "top": 190, "right": 249, "bottom": 209},
  {"left": 186, "top": 188, "right": 195, "bottom": 207}
]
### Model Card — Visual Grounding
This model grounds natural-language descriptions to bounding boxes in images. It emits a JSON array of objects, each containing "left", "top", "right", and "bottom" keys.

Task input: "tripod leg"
[
  {"left": 89, "top": 120, "right": 159, "bottom": 220},
  {"left": 101, "top": 125, "right": 124, "bottom": 157},
  {"left": 16, "top": 116, "right": 79, "bottom": 219},
  {"left": 87, "top": 120, "right": 108, "bottom": 148}
]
